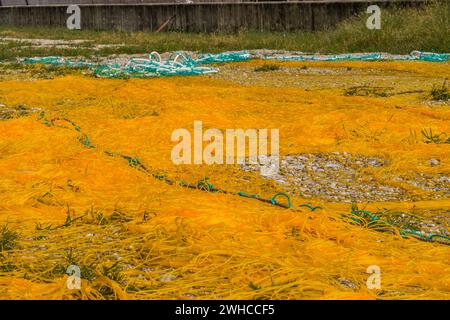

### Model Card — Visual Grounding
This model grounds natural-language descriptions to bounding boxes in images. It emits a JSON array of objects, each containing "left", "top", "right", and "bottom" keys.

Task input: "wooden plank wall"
[
  {"left": 0, "top": 1, "right": 426, "bottom": 32},
  {"left": 1, "top": 0, "right": 246, "bottom": 5}
]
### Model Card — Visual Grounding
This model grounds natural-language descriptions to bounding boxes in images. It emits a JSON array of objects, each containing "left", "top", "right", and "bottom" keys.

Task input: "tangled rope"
[
  {"left": 23, "top": 51, "right": 251, "bottom": 78},
  {"left": 92, "top": 52, "right": 221, "bottom": 78}
]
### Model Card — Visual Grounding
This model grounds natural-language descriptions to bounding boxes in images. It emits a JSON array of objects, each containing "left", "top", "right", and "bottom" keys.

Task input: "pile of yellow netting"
[{"left": 0, "top": 60, "right": 449, "bottom": 299}]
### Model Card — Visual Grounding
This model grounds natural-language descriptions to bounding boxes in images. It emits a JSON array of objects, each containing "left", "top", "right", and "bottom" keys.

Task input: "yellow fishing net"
[{"left": 0, "top": 60, "right": 449, "bottom": 299}]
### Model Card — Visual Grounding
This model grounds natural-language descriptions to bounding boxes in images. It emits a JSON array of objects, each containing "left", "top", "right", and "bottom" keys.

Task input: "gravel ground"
[
  {"left": 241, "top": 152, "right": 450, "bottom": 237},
  {"left": 241, "top": 152, "right": 449, "bottom": 202}
]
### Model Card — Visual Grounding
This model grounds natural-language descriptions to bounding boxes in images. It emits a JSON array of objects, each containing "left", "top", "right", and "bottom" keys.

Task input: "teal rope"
[
  {"left": 428, "top": 234, "right": 450, "bottom": 241},
  {"left": 299, "top": 204, "right": 322, "bottom": 211},
  {"left": 269, "top": 192, "right": 293, "bottom": 209},
  {"left": 197, "top": 177, "right": 215, "bottom": 192},
  {"left": 237, "top": 191, "right": 260, "bottom": 199}
]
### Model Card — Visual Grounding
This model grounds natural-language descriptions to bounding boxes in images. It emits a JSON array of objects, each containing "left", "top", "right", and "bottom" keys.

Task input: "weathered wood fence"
[{"left": 0, "top": 1, "right": 427, "bottom": 32}]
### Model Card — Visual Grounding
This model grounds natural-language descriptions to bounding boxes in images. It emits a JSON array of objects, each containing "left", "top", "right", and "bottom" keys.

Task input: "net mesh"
[
  {"left": 21, "top": 50, "right": 450, "bottom": 79},
  {"left": 0, "top": 57, "right": 449, "bottom": 299}
]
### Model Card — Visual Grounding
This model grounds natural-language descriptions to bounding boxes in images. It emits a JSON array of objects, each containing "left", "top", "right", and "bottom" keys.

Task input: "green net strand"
[
  {"left": 410, "top": 51, "right": 450, "bottom": 62},
  {"left": 92, "top": 51, "right": 221, "bottom": 78},
  {"left": 195, "top": 50, "right": 252, "bottom": 64},
  {"left": 266, "top": 51, "right": 450, "bottom": 62},
  {"left": 19, "top": 50, "right": 450, "bottom": 78}
]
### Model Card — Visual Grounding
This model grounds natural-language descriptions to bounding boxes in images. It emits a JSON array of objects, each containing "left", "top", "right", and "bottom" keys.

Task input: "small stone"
[
  {"left": 160, "top": 274, "right": 177, "bottom": 282},
  {"left": 338, "top": 277, "right": 358, "bottom": 290},
  {"left": 430, "top": 159, "right": 440, "bottom": 166}
]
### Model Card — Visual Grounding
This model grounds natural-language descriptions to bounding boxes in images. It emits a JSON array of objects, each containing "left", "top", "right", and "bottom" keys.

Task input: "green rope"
[
  {"left": 428, "top": 234, "right": 450, "bottom": 241},
  {"left": 298, "top": 204, "right": 322, "bottom": 211},
  {"left": 237, "top": 191, "right": 260, "bottom": 199},
  {"left": 197, "top": 177, "right": 215, "bottom": 192},
  {"left": 78, "top": 134, "right": 94, "bottom": 148},
  {"left": 269, "top": 192, "right": 293, "bottom": 209}
]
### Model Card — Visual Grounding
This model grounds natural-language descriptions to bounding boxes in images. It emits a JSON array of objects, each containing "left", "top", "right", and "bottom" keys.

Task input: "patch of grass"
[
  {"left": 0, "top": 1, "right": 448, "bottom": 59},
  {"left": 430, "top": 79, "right": 450, "bottom": 101},
  {"left": 98, "top": 262, "right": 126, "bottom": 299},
  {"left": 254, "top": 64, "right": 280, "bottom": 72},
  {"left": 101, "top": 262, "right": 125, "bottom": 284},
  {"left": 345, "top": 204, "right": 427, "bottom": 234},
  {"left": 421, "top": 128, "right": 450, "bottom": 144},
  {"left": 0, "top": 63, "right": 85, "bottom": 79},
  {"left": 0, "top": 41, "right": 96, "bottom": 60},
  {"left": 248, "top": 281, "right": 261, "bottom": 291},
  {"left": 35, "top": 206, "right": 85, "bottom": 231},
  {"left": 51, "top": 248, "right": 97, "bottom": 281},
  {"left": 0, "top": 261, "right": 15, "bottom": 272},
  {"left": 383, "top": 211, "right": 422, "bottom": 233},
  {"left": 83, "top": 207, "right": 133, "bottom": 225},
  {"left": 344, "top": 86, "right": 391, "bottom": 97},
  {"left": 0, "top": 224, "right": 18, "bottom": 252},
  {"left": 0, "top": 62, "right": 23, "bottom": 70},
  {"left": 29, "top": 65, "right": 85, "bottom": 79}
]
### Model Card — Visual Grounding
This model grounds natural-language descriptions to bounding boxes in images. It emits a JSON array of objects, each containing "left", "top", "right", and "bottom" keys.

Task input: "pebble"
[{"left": 430, "top": 158, "right": 440, "bottom": 166}]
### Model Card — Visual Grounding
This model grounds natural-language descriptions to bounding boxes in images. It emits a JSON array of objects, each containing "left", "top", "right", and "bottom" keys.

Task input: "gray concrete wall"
[{"left": 0, "top": 1, "right": 427, "bottom": 32}]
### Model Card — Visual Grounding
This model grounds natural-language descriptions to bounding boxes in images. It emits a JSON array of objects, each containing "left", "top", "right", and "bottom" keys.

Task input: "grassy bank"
[{"left": 0, "top": 1, "right": 448, "bottom": 59}]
